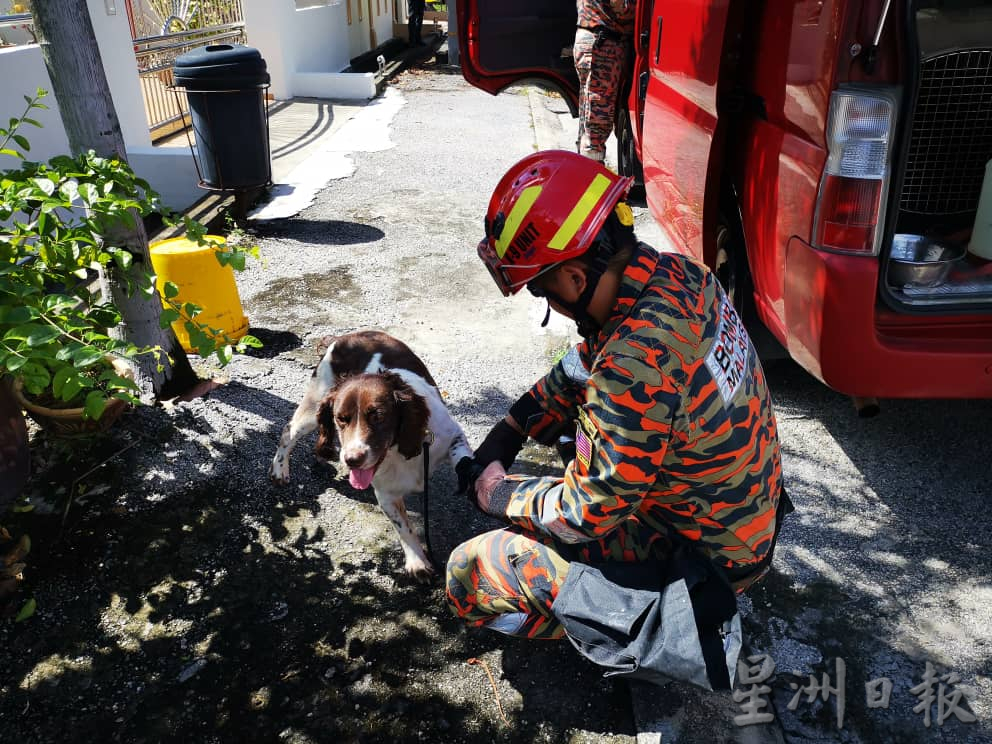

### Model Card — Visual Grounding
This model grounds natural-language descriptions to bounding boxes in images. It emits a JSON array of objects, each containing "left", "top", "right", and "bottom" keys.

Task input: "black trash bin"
[{"left": 173, "top": 44, "right": 271, "bottom": 191}]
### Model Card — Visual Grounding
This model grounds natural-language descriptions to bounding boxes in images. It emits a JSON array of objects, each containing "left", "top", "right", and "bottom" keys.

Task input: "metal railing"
[
  {"left": 0, "top": 13, "right": 36, "bottom": 47},
  {"left": 128, "top": 0, "right": 244, "bottom": 39},
  {"left": 134, "top": 22, "right": 246, "bottom": 140}
]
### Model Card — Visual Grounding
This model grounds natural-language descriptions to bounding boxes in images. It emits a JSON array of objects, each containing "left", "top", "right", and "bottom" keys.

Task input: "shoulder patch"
[{"left": 704, "top": 296, "right": 751, "bottom": 404}]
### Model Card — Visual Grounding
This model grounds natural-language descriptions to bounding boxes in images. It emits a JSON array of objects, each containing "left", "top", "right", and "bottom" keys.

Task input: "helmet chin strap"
[
  {"left": 536, "top": 216, "right": 624, "bottom": 336},
  {"left": 541, "top": 256, "right": 608, "bottom": 338}
]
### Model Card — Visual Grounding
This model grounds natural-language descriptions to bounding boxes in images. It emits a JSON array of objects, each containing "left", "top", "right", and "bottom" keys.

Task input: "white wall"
[
  {"left": 241, "top": 0, "right": 295, "bottom": 99},
  {"left": 127, "top": 147, "right": 201, "bottom": 213},
  {"left": 375, "top": 1, "right": 394, "bottom": 48},
  {"left": 0, "top": 45, "right": 71, "bottom": 170},
  {"left": 0, "top": 9, "right": 200, "bottom": 211},
  {"left": 292, "top": 4, "right": 350, "bottom": 74},
  {"left": 243, "top": 0, "right": 383, "bottom": 101}
]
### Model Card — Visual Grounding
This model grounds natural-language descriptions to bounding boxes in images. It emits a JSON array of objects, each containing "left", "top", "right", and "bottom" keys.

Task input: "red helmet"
[{"left": 478, "top": 150, "right": 633, "bottom": 296}]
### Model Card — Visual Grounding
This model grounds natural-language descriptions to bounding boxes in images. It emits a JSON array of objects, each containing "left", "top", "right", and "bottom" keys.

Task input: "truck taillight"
[{"left": 813, "top": 89, "right": 897, "bottom": 255}]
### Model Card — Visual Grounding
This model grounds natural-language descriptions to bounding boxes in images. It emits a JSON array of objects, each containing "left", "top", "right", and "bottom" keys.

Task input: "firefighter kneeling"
[{"left": 447, "top": 150, "right": 791, "bottom": 690}]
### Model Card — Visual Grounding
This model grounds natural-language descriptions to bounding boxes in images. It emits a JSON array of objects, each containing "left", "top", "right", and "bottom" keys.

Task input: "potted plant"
[{"left": 1, "top": 90, "right": 257, "bottom": 435}]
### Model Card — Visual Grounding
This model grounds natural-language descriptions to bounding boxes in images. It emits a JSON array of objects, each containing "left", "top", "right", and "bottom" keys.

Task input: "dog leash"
[{"left": 422, "top": 430, "right": 435, "bottom": 565}]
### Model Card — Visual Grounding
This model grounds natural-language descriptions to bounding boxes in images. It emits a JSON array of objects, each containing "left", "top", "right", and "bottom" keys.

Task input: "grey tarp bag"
[{"left": 549, "top": 548, "right": 742, "bottom": 690}]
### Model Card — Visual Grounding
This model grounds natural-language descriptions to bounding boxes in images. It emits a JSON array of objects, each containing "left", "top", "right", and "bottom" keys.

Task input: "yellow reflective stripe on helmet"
[
  {"left": 547, "top": 173, "right": 611, "bottom": 251},
  {"left": 495, "top": 185, "right": 543, "bottom": 259}
]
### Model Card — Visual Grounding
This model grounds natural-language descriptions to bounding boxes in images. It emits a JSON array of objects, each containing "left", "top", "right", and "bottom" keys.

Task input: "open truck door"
[
  {"left": 456, "top": 0, "right": 579, "bottom": 112},
  {"left": 639, "top": 0, "right": 742, "bottom": 263}
]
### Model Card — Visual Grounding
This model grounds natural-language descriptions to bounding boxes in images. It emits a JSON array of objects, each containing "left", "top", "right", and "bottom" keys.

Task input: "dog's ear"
[
  {"left": 314, "top": 389, "right": 338, "bottom": 457},
  {"left": 387, "top": 373, "right": 429, "bottom": 459}
]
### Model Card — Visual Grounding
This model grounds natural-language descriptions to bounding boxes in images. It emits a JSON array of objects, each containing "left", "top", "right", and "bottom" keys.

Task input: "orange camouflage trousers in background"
[
  {"left": 446, "top": 518, "right": 671, "bottom": 639},
  {"left": 574, "top": 28, "right": 630, "bottom": 161}
]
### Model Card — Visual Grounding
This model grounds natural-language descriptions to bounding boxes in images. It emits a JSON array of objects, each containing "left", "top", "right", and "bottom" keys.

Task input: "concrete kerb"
[{"left": 373, "top": 31, "right": 448, "bottom": 93}]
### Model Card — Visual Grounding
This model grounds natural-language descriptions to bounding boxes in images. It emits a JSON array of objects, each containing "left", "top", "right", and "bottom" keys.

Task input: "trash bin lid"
[{"left": 173, "top": 43, "right": 270, "bottom": 90}]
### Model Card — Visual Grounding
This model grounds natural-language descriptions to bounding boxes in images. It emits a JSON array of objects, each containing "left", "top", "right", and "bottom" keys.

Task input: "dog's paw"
[
  {"left": 269, "top": 457, "right": 291, "bottom": 485},
  {"left": 404, "top": 559, "right": 435, "bottom": 584}
]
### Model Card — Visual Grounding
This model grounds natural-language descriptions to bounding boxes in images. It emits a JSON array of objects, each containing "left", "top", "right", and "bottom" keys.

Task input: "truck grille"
[{"left": 900, "top": 49, "right": 992, "bottom": 216}]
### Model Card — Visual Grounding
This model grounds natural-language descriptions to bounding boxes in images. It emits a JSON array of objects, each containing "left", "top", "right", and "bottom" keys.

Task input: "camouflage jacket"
[
  {"left": 499, "top": 243, "right": 784, "bottom": 571},
  {"left": 576, "top": 0, "right": 635, "bottom": 35}
]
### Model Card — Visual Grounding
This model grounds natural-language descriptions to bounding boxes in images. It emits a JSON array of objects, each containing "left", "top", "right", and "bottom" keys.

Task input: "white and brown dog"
[{"left": 270, "top": 330, "right": 472, "bottom": 580}]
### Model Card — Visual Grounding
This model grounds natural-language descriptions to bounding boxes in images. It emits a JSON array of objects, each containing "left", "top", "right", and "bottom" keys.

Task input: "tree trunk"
[{"left": 31, "top": 0, "right": 197, "bottom": 400}]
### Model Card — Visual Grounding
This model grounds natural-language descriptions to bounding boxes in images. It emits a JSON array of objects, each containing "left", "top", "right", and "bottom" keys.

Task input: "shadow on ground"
[
  {"left": 0, "top": 378, "right": 636, "bottom": 743},
  {"left": 740, "top": 360, "right": 988, "bottom": 742}
]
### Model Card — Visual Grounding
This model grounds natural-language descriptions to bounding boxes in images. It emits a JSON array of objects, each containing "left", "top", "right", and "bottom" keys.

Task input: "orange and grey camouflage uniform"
[
  {"left": 575, "top": 0, "right": 635, "bottom": 160},
  {"left": 446, "top": 243, "right": 784, "bottom": 639}
]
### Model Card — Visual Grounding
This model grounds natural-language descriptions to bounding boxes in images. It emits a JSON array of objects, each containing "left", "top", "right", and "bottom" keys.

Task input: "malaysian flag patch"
[
  {"left": 575, "top": 409, "right": 594, "bottom": 469},
  {"left": 575, "top": 429, "right": 592, "bottom": 468}
]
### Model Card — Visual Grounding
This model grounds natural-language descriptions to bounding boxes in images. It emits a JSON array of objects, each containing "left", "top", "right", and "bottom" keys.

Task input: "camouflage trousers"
[
  {"left": 445, "top": 519, "right": 671, "bottom": 640},
  {"left": 574, "top": 28, "right": 630, "bottom": 161}
]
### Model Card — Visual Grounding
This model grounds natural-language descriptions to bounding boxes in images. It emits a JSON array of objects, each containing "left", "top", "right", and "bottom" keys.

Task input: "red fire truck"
[{"left": 456, "top": 0, "right": 992, "bottom": 398}]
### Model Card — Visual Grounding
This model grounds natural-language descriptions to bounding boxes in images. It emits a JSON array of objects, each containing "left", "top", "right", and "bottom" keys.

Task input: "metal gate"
[{"left": 127, "top": 0, "right": 246, "bottom": 140}]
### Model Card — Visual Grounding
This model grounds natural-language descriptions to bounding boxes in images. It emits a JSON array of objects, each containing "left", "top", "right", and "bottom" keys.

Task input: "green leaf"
[
  {"left": 3, "top": 323, "right": 39, "bottom": 341},
  {"left": 159, "top": 308, "right": 181, "bottom": 328},
  {"left": 0, "top": 148, "right": 23, "bottom": 159},
  {"left": 72, "top": 347, "right": 106, "bottom": 367},
  {"left": 22, "top": 117, "right": 42, "bottom": 128},
  {"left": 11, "top": 502, "right": 34, "bottom": 513},
  {"left": 112, "top": 250, "right": 133, "bottom": 271},
  {"left": 41, "top": 294, "right": 77, "bottom": 313},
  {"left": 163, "top": 281, "right": 180, "bottom": 299},
  {"left": 18, "top": 362, "right": 50, "bottom": 395},
  {"left": 61, "top": 373, "right": 84, "bottom": 403},
  {"left": 83, "top": 390, "right": 107, "bottom": 421},
  {"left": 15, "top": 598, "right": 37, "bottom": 623},
  {"left": 59, "top": 180, "right": 79, "bottom": 203},
  {"left": 0, "top": 306, "right": 35, "bottom": 324},
  {"left": 238, "top": 334, "right": 263, "bottom": 349},
  {"left": 32, "top": 177, "right": 55, "bottom": 196},
  {"left": 24, "top": 325, "right": 62, "bottom": 347},
  {"left": 5, "top": 354, "right": 27, "bottom": 372},
  {"left": 80, "top": 182, "right": 99, "bottom": 206},
  {"left": 182, "top": 302, "right": 202, "bottom": 317},
  {"left": 52, "top": 366, "right": 72, "bottom": 398}
]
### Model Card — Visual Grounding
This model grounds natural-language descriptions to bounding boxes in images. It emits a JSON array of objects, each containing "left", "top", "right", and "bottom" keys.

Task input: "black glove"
[
  {"left": 455, "top": 456, "right": 485, "bottom": 499},
  {"left": 473, "top": 419, "right": 526, "bottom": 470}
]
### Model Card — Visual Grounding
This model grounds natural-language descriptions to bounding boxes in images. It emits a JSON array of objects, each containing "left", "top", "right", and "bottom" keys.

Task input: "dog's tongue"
[{"left": 349, "top": 467, "right": 376, "bottom": 490}]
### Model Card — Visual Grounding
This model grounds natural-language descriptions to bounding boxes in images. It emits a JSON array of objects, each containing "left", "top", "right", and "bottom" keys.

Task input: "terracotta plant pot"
[{"left": 11, "top": 360, "right": 134, "bottom": 437}]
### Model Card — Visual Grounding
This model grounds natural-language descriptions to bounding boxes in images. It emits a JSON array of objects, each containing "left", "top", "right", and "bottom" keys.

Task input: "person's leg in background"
[
  {"left": 446, "top": 518, "right": 670, "bottom": 639},
  {"left": 408, "top": 0, "right": 426, "bottom": 45},
  {"left": 573, "top": 28, "right": 596, "bottom": 157},
  {"left": 575, "top": 35, "right": 627, "bottom": 161}
]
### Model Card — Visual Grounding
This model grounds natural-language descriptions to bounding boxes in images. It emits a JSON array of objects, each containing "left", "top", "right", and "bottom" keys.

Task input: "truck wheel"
[
  {"left": 714, "top": 222, "right": 742, "bottom": 310},
  {"left": 716, "top": 211, "right": 787, "bottom": 361},
  {"left": 616, "top": 108, "right": 645, "bottom": 199}
]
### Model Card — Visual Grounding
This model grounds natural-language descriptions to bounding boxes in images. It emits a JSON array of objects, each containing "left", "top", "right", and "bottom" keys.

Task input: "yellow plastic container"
[{"left": 149, "top": 235, "right": 248, "bottom": 353}]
